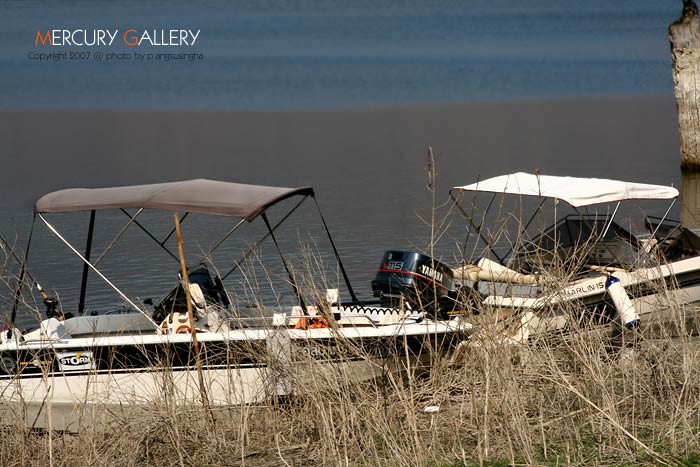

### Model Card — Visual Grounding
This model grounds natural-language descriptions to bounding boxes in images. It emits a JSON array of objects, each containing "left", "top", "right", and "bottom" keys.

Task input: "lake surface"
[{"left": 0, "top": 0, "right": 680, "bottom": 109}]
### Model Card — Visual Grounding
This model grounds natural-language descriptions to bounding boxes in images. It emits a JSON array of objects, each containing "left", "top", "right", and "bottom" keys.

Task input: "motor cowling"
[{"left": 371, "top": 251, "right": 456, "bottom": 315}]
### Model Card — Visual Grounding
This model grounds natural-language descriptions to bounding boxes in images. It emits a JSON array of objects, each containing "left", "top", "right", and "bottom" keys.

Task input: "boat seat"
[{"left": 23, "top": 317, "right": 69, "bottom": 340}]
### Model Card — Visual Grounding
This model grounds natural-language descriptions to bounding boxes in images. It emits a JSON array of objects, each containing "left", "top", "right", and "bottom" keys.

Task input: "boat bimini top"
[
  {"left": 12, "top": 179, "right": 357, "bottom": 331},
  {"left": 449, "top": 172, "right": 682, "bottom": 275},
  {"left": 452, "top": 172, "right": 679, "bottom": 207},
  {"left": 35, "top": 179, "right": 314, "bottom": 221}
]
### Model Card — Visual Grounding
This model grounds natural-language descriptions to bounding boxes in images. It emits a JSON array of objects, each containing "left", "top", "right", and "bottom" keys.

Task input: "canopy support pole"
[
  {"left": 94, "top": 208, "right": 144, "bottom": 266},
  {"left": 449, "top": 190, "right": 505, "bottom": 264},
  {"left": 10, "top": 214, "right": 36, "bottom": 328},
  {"left": 312, "top": 196, "right": 357, "bottom": 303},
  {"left": 502, "top": 197, "right": 548, "bottom": 262},
  {"left": 204, "top": 218, "right": 246, "bottom": 259},
  {"left": 650, "top": 198, "right": 678, "bottom": 239},
  {"left": 177, "top": 218, "right": 248, "bottom": 278},
  {"left": 38, "top": 214, "right": 160, "bottom": 330},
  {"left": 77, "top": 210, "right": 96, "bottom": 316},
  {"left": 601, "top": 202, "right": 621, "bottom": 238},
  {"left": 120, "top": 209, "right": 179, "bottom": 262},
  {"left": 161, "top": 212, "right": 189, "bottom": 246},
  {"left": 221, "top": 195, "right": 308, "bottom": 281},
  {"left": 261, "top": 212, "right": 307, "bottom": 314}
]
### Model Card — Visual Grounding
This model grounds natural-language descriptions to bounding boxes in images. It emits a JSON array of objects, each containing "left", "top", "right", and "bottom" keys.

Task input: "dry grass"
[
  {"left": 4, "top": 176, "right": 700, "bottom": 466},
  {"left": 2, "top": 301, "right": 700, "bottom": 467}
]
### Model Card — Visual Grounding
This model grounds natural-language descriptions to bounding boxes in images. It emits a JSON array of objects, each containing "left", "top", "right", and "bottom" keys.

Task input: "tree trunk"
[{"left": 670, "top": 0, "right": 700, "bottom": 226}]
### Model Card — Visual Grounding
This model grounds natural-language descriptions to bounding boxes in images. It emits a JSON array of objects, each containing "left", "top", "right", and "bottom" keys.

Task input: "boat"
[
  {"left": 369, "top": 173, "right": 700, "bottom": 341},
  {"left": 0, "top": 179, "right": 466, "bottom": 431}
]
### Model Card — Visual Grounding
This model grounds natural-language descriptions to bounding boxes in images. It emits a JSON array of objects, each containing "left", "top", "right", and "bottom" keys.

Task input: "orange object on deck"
[{"left": 293, "top": 317, "right": 329, "bottom": 329}]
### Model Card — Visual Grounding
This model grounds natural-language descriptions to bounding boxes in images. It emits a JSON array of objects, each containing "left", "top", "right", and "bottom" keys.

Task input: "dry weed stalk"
[{"left": 3, "top": 189, "right": 700, "bottom": 466}]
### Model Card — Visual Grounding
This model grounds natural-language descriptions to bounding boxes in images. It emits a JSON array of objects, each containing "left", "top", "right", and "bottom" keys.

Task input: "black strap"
[
  {"left": 0, "top": 232, "right": 38, "bottom": 287},
  {"left": 10, "top": 213, "right": 36, "bottom": 327},
  {"left": 221, "top": 195, "right": 308, "bottom": 281},
  {"left": 78, "top": 210, "right": 96, "bottom": 315},
  {"left": 312, "top": 196, "right": 357, "bottom": 303},
  {"left": 261, "top": 213, "right": 307, "bottom": 314}
]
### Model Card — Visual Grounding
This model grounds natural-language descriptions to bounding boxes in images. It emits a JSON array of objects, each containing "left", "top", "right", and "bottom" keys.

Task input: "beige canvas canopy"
[{"left": 35, "top": 179, "right": 314, "bottom": 221}]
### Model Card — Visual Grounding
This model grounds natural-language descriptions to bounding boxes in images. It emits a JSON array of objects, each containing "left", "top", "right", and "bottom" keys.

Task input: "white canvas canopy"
[{"left": 453, "top": 172, "right": 679, "bottom": 208}]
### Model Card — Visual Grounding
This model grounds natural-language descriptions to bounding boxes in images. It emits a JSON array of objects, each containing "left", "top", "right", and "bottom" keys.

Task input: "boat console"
[
  {"left": 507, "top": 215, "right": 643, "bottom": 272},
  {"left": 152, "top": 266, "right": 231, "bottom": 323}
]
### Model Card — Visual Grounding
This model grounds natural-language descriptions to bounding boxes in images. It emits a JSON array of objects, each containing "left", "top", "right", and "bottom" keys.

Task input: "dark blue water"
[{"left": 0, "top": 0, "right": 679, "bottom": 109}]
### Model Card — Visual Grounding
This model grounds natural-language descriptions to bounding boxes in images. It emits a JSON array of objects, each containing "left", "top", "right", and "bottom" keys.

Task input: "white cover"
[{"left": 453, "top": 172, "right": 678, "bottom": 207}]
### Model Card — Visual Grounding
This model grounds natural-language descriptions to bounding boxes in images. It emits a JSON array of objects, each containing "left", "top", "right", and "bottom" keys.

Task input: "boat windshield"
[
  {"left": 508, "top": 215, "right": 643, "bottom": 272},
  {"left": 509, "top": 215, "right": 700, "bottom": 273}
]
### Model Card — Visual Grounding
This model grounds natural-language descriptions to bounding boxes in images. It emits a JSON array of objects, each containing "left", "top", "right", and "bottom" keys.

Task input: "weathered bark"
[
  {"left": 670, "top": 0, "right": 700, "bottom": 226},
  {"left": 681, "top": 169, "right": 700, "bottom": 226}
]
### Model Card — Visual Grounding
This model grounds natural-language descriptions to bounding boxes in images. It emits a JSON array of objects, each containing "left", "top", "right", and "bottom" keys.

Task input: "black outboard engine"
[{"left": 371, "top": 251, "right": 456, "bottom": 316}]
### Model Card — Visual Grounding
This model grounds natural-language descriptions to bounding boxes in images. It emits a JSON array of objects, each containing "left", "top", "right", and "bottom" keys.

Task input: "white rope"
[{"left": 38, "top": 213, "right": 160, "bottom": 330}]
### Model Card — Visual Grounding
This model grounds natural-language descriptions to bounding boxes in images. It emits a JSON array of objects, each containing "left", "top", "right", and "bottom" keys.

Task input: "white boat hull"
[
  {"left": 0, "top": 356, "right": 406, "bottom": 431},
  {"left": 475, "top": 256, "right": 700, "bottom": 340},
  {"left": 0, "top": 319, "right": 463, "bottom": 431}
]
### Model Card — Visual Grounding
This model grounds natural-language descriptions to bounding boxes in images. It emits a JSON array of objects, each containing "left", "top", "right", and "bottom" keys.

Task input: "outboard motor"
[{"left": 371, "top": 251, "right": 456, "bottom": 316}]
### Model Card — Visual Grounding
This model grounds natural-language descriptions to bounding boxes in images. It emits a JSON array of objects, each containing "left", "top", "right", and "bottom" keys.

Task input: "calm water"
[
  {"left": 0, "top": 1, "right": 685, "bottom": 326},
  {"left": 0, "top": 0, "right": 679, "bottom": 109},
  {"left": 0, "top": 97, "right": 683, "bottom": 327}
]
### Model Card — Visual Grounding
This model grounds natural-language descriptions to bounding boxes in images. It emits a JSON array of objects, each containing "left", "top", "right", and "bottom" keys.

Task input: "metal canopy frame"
[
  {"left": 11, "top": 187, "right": 357, "bottom": 329},
  {"left": 449, "top": 187, "right": 679, "bottom": 267}
]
